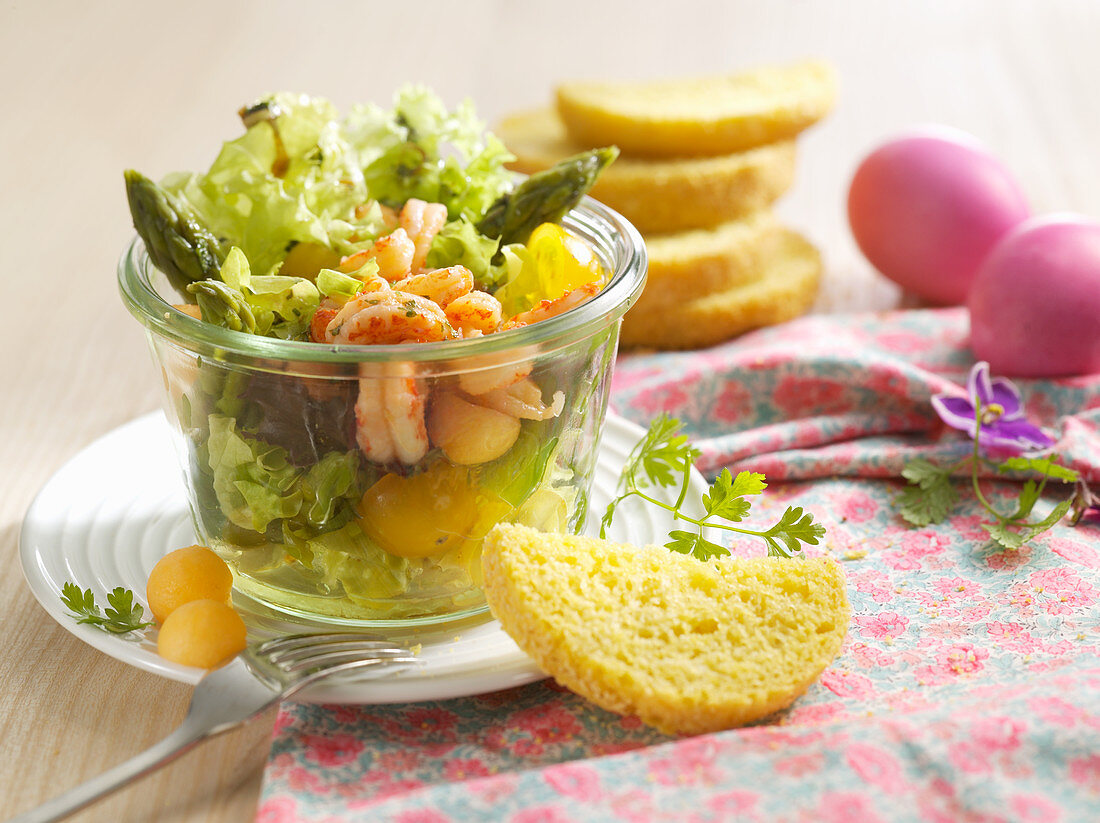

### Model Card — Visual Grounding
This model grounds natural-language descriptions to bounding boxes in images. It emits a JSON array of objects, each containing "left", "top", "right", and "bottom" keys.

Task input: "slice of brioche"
[
  {"left": 482, "top": 524, "right": 849, "bottom": 736},
  {"left": 496, "top": 108, "right": 796, "bottom": 234},
  {"left": 643, "top": 211, "right": 780, "bottom": 302},
  {"left": 556, "top": 60, "right": 837, "bottom": 158},
  {"left": 621, "top": 227, "right": 821, "bottom": 350}
]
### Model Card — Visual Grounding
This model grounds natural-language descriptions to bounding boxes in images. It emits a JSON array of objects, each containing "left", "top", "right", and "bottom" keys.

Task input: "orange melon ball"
[
  {"left": 156, "top": 599, "right": 247, "bottom": 668},
  {"left": 146, "top": 545, "right": 233, "bottom": 623}
]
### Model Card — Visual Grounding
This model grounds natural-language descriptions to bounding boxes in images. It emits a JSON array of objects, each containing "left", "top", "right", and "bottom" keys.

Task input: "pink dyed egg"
[
  {"left": 848, "top": 128, "right": 1030, "bottom": 304},
  {"left": 969, "top": 215, "right": 1100, "bottom": 377}
]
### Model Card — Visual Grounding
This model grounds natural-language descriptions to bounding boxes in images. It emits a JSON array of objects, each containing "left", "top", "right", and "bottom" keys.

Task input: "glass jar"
[{"left": 119, "top": 199, "right": 646, "bottom": 626}]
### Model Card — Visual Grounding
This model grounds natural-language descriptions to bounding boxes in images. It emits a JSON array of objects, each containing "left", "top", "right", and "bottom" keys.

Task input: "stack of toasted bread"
[{"left": 496, "top": 60, "right": 836, "bottom": 349}]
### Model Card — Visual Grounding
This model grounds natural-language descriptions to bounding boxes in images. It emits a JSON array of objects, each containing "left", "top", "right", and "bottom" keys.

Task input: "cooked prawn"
[
  {"left": 355, "top": 367, "right": 428, "bottom": 465},
  {"left": 327, "top": 290, "right": 456, "bottom": 345},
  {"left": 446, "top": 290, "right": 502, "bottom": 337},
  {"left": 394, "top": 265, "right": 473, "bottom": 309},
  {"left": 474, "top": 378, "right": 565, "bottom": 421},
  {"left": 399, "top": 199, "right": 448, "bottom": 272},
  {"left": 458, "top": 361, "right": 532, "bottom": 396},
  {"left": 340, "top": 228, "right": 416, "bottom": 282},
  {"left": 503, "top": 281, "right": 601, "bottom": 330}
]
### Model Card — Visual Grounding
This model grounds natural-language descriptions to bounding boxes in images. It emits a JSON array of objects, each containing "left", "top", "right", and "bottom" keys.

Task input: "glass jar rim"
[{"left": 118, "top": 197, "right": 647, "bottom": 365}]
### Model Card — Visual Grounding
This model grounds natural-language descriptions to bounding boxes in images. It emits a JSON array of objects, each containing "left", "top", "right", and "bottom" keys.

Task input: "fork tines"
[{"left": 254, "top": 633, "right": 416, "bottom": 673}]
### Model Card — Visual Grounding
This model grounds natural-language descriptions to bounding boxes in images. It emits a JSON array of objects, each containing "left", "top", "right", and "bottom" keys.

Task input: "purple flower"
[{"left": 931, "top": 361, "right": 1054, "bottom": 454}]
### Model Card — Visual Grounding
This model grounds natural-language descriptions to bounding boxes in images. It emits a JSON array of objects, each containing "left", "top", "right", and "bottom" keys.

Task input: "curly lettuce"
[
  {"left": 205, "top": 414, "right": 362, "bottom": 536},
  {"left": 164, "top": 93, "right": 385, "bottom": 274},
  {"left": 346, "top": 86, "right": 515, "bottom": 222}
]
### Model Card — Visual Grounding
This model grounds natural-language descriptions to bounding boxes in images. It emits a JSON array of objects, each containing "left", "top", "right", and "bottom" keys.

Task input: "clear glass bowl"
[{"left": 118, "top": 199, "right": 646, "bottom": 627}]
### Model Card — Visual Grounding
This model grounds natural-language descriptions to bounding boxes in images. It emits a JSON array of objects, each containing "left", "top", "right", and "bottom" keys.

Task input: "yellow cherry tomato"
[
  {"left": 527, "top": 222, "right": 604, "bottom": 300},
  {"left": 358, "top": 463, "right": 480, "bottom": 558}
]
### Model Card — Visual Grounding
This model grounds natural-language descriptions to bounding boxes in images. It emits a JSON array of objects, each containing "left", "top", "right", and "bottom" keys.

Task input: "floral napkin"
[{"left": 257, "top": 307, "right": 1100, "bottom": 822}]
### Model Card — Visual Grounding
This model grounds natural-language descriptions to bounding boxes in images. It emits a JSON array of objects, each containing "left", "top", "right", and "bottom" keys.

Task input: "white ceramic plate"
[{"left": 20, "top": 411, "right": 704, "bottom": 704}]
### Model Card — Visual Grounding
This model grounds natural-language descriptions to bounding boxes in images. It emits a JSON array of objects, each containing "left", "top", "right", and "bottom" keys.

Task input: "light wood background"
[{"left": 2, "top": 1, "right": 1097, "bottom": 819}]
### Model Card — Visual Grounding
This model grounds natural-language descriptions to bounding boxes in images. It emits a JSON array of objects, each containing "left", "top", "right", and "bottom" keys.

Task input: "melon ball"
[
  {"left": 157, "top": 599, "right": 247, "bottom": 668},
  {"left": 146, "top": 545, "right": 233, "bottom": 623}
]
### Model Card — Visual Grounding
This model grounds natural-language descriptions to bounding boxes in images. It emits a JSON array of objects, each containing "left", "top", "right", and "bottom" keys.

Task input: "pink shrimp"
[
  {"left": 393, "top": 265, "right": 473, "bottom": 309},
  {"left": 340, "top": 228, "right": 416, "bottom": 282},
  {"left": 446, "top": 290, "right": 502, "bottom": 337},
  {"left": 399, "top": 199, "right": 449, "bottom": 272},
  {"left": 473, "top": 378, "right": 565, "bottom": 421},
  {"left": 502, "top": 282, "right": 601, "bottom": 330},
  {"left": 327, "top": 291, "right": 456, "bottom": 345},
  {"left": 355, "top": 366, "right": 428, "bottom": 465}
]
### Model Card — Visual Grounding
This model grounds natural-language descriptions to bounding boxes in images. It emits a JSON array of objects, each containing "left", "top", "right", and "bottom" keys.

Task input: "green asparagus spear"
[
  {"left": 186, "top": 279, "right": 257, "bottom": 334},
  {"left": 124, "top": 170, "right": 225, "bottom": 286},
  {"left": 477, "top": 146, "right": 618, "bottom": 245}
]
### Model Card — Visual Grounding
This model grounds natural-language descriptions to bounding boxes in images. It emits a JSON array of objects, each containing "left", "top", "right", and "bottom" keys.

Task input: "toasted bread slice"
[
  {"left": 482, "top": 523, "right": 849, "bottom": 736},
  {"left": 643, "top": 211, "right": 780, "bottom": 301},
  {"left": 496, "top": 108, "right": 796, "bottom": 234},
  {"left": 556, "top": 60, "right": 837, "bottom": 158},
  {"left": 621, "top": 226, "right": 821, "bottom": 349}
]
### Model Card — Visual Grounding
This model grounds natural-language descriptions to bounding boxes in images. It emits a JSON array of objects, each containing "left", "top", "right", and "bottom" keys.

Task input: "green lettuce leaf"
[
  {"left": 425, "top": 217, "right": 500, "bottom": 282},
  {"left": 207, "top": 415, "right": 302, "bottom": 532},
  {"left": 164, "top": 93, "right": 385, "bottom": 274},
  {"left": 346, "top": 86, "right": 515, "bottom": 222},
  {"left": 300, "top": 522, "right": 409, "bottom": 600},
  {"left": 316, "top": 267, "right": 365, "bottom": 299},
  {"left": 205, "top": 414, "right": 364, "bottom": 537}
]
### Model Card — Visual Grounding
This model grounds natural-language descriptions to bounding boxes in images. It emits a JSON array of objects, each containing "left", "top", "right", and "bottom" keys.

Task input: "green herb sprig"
[
  {"left": 60, "top": 583, "right": 154, "bottom": 636},
  {"left": 899, "top": 402, "right": 1079, "bottom": 549},
  {"left": 601, "top": 414, "right": 825, "bottom": 560}
]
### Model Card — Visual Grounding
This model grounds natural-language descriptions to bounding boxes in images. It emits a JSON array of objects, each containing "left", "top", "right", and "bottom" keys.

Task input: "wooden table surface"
[{"left": 2, "top": 1, "right": 1097, "bottom": 819}]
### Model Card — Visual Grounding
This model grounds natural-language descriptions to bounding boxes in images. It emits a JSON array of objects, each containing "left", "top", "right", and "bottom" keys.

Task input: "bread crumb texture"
[{"left": 482, "top": 523, "right": 850, "bottom": 736}]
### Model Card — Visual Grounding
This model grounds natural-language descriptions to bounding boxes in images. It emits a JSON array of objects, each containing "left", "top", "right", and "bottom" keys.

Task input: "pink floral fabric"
[{"left": 257, "top": 308, "right": 1100, "bottom": 822}]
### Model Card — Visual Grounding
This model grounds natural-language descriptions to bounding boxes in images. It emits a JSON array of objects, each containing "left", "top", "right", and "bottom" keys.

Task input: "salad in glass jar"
[{"left": 119, "top": 88, "right": 645, "bottom": 625}]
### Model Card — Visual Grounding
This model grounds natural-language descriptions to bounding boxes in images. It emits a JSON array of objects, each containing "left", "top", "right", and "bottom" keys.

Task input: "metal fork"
[{"left": 9, "top": 633, "right": 418, "bottom": 823}]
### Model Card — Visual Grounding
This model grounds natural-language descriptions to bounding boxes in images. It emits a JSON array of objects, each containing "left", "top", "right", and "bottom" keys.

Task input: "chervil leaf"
[
  {"left": 60, "top": 580, "right": 100, "bottom": 620},
  {"left": 702, "top": 469, "right": 767, "bottom": 522},
  {"left": 665, "top": 530, "right": 728, "bottom": 561},
  {"left": 599, "top": 498, "right": 619, "bottom": 540},
  {"left": 620, "top": 413, "right": 700, "bottom": 493},
  {"left": 60, "top": 582, "right": 152, "bottom": 636},
  {"left": 983, "top": 520, "right": 1026, "bottom": 550},
  {"left": 760, "top": 506, "right": 826, "bottom": 558},
  {"left": 610, "top": 415, "right": 827, "bottom": 563},
  {"left": 899, "top": 459, "right": 958, "bottom": 526},
  {"left": 102, "top": 587, "right": 154, "bottom": 634},
  {"left": 664, "top": 529, "right": 700, "bottom": 555},
  {"left": 998, "top": 457, "right": 1079, "bottom": 483}
]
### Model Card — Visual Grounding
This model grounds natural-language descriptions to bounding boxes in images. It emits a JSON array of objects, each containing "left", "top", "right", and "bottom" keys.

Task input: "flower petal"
[
  {"left": 988, "top": 377, "right": 1023, "bottom": 417},
  {"left": 967, "top": 361, "right": 994, "bottom": 408},
  {"left": 981, "top": 416, "right": 1056, "bottom": 452},
  {"left": 931, "top": 394, "right": 977, "bottom": 433}
]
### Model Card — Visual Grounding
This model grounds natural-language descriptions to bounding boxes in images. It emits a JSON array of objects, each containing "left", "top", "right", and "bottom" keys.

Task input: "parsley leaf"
[
  {"left": 61, "top": 583, "right": 153, "bottom": 636},
  {"left": 620, "top": 413, "right": 700, "bottom": 493},
  {"left": 603, "top": 416, "right": 826, "bottom": 560},
  {"left": 898, "top": 458, "right": 958, "bottom": 526},
  {"left": 703, "top": 469, "right": 766, "bottom": 521},
  {"left": 761, "top": 506, "right": 827, "bottom": 558}
]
